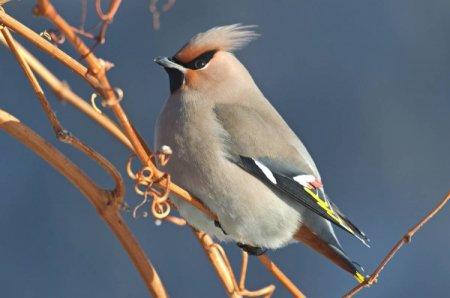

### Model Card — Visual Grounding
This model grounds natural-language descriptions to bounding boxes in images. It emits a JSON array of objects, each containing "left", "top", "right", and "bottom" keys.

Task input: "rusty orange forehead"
[{"left": 175, "top": 43, "right": 218, "bottom": 64}]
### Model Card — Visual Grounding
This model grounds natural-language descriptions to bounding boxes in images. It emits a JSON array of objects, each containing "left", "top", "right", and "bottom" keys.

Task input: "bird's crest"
[{"left": 175, "top": 24, "right": 259, "bottom": 64}]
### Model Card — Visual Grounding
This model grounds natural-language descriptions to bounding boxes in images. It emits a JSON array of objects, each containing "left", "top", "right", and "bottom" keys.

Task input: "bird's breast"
[{"left": 155, "top": 96, "right": 228, "bottom": 181}]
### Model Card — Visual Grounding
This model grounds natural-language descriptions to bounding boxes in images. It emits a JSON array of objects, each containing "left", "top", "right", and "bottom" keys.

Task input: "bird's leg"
[
  {"left": 237, "top": 242, "right": 267, "bottom": 256},
  {"left": 214, "top": 220, "right": 228, "bottom": 235}
]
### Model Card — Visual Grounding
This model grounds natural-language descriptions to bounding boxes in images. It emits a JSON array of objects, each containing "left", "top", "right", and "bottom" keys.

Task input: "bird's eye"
[
  {"left": 194, "top": 59, "right": 207, "bottom": 69},
  {"left": 186, "top": 50, "right": 217, "bottom": 70}
]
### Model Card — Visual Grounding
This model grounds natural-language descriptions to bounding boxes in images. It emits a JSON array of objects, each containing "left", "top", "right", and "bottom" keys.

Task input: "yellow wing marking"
[
  {"left": 354, "top": 271, "right": 366, "bottom": 283},
  {"left": 303, "top": 187, "right": 355, "bottom": 235}
]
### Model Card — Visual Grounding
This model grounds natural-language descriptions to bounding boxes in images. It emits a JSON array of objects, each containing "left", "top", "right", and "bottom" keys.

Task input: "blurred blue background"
[{"left": 1, "top": 0, "right": 449, "bottom": 297}]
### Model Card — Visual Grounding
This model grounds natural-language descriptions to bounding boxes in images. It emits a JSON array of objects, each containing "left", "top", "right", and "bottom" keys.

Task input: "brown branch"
[
  {"left": 235, "top": 251, "right": 275, "bottom": 297},
  {"left": 195, "top": 229, "right": 279, "bottom": 298},
  {"left": 71, "top": 25, "right": 96, "bottom": 40},
  {"left": 0, "top": 33, "right": 132, "bottom": 150},
  {"left": 194, "top": 229, "right": 242, "bottom": 298},
  {"left": 239, "top": 251, "right": 249, "bottom": 290},
  {"left": 343, "top": 191, "right": 450, "bottom": 298},
  {"left": 258, "top": 255, "right": 306, "bottom": 298},
  {"left": 0, "top": 109, "right": 168, "bottom": 297}
]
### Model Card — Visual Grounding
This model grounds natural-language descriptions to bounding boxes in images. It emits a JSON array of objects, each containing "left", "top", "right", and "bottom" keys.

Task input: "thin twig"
[
  {"left": 72, "top": 26, "right": 96, "bottom": 39},
  {"left": 194, "top": 229, "right": 242, "bottom": 298},
  {"left": 194, "top": 229, "right": 277, "bottom": 298},
  {"left": 149, "top": 0, "right": 176, "bottom": 30},
  {"left": 258, "top": 255, "right": 306, "bottom": 298},
  {"left": 149, "top": 0, "right": 161, "bottom": 30},
  {"left": 239, "top": 251, "right": 249, "bottom": 290},
  {"left": 343, "top": 191, "right": 450, "bottom": 298},
  {"left": 93, "top": 0, "right": 121, "bottom": 44},
  {"left": 237, "top": 251, "right": 275, "bottom": 298}
]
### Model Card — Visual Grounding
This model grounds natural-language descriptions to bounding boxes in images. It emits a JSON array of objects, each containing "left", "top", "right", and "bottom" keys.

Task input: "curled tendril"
[
  {"left": 126, "top": 154, "right": 172, "bottom": 220},
  {"left": 126, "top": 155, "right": 139, "bottom": 180},
  {"left": 90, "top": 93, "right": 103, "bottom": 114},
  {"left": 149, "top": 172, "right": 171, "bottom": 218},
  {"left": 134, "top": 178, "right": 152, "bottom": 196},
  {"left": 141, "top": 167, "right": 154, "bottom": 182},
  {"left": 133, "top": 191, "right": 150, "bottom": 219},
  {"left": 151, "top": 198, "right": 171, "bottom": 219}
]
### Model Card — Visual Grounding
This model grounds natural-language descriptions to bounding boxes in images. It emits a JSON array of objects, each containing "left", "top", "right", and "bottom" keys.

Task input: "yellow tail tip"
[{"left": 354, "top": 272, "right": 366, "bottom": 283}]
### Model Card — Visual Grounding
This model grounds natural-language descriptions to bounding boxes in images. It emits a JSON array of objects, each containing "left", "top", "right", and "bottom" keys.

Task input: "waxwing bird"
[{"left": 154, "top": 24, "right": 369, "bottom": 283}]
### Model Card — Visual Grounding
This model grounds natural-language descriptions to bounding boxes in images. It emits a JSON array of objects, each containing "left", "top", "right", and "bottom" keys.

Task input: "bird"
[{"left": 154, "top": 24, "right": 369, "bottom": 283}]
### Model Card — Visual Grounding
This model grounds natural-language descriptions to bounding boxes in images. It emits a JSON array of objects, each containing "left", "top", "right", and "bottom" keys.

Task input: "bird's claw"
[{"left": 237, "top": 242, "right": 267, "bottom": 256}]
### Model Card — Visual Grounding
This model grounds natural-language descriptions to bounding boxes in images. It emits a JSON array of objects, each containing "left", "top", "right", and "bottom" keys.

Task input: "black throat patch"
[{"left": 164, "top": 67, "right": 184, "bottom": 93}]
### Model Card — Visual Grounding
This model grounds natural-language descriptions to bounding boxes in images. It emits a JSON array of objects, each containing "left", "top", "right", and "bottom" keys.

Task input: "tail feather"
[{"left": 295, "top": 225, "right": 365, "bottom": 283}]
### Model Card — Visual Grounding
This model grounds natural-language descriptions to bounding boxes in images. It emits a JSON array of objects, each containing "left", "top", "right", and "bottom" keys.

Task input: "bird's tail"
[{"left": 295, "top": 226, "right": 366, "bottom": 283}]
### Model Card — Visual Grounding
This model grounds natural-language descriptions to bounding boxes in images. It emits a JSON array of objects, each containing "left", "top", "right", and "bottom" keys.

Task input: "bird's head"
[{"left": 154, "top": 24, "right": 259, "bottom": 95}]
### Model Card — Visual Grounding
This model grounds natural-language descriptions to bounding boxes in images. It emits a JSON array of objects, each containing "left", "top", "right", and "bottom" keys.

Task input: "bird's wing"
[
  {"left": 234, "top": 155, "right": 370, "bottom": 246},
  {"left": 214, "top": 103, "right": 370, "bottom": 246}
]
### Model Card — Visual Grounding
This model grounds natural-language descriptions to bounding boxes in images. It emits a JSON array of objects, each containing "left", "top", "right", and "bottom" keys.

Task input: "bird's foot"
[{"left": 237, "top": 242, "right": 267, "bottom": 256}]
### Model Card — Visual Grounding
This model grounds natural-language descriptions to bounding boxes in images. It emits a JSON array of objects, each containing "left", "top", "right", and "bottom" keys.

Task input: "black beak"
[
  {"left": 154, "top": 56, "right": 186, "bottom": 93},
  {"left": 153, "top": 56, "right": 186, "bottom": 73}
]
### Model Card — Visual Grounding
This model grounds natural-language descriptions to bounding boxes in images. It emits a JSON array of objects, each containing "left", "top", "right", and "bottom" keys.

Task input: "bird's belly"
[{"left": 162, "top": 143, "right": 301, "bottom": 249}]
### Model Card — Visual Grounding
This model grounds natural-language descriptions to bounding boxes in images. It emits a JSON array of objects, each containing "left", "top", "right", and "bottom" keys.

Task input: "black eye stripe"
[{"left": 172, "top": 50, "right": 217, "bottom": 70}]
